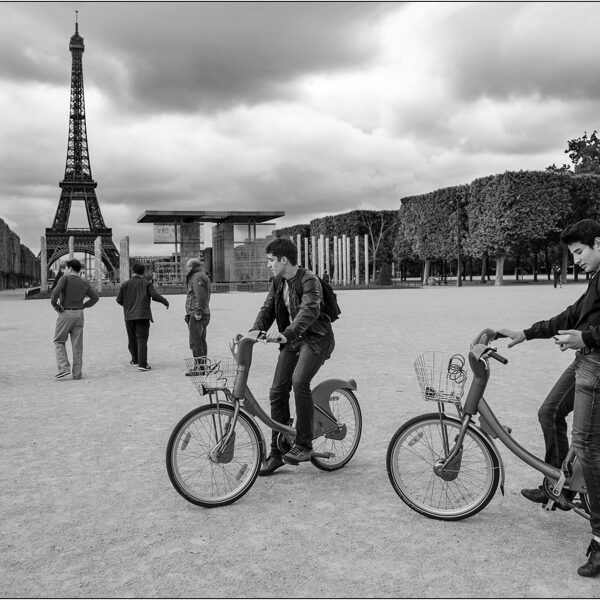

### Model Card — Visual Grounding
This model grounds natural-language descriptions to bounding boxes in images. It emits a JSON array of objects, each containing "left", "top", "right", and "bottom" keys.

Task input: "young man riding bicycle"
[
  {"left": 250, "top": 237, "right": 335, "bottom": 474},
  {"left": 500, "top": 218, "right": 600, "bottom": 577}
]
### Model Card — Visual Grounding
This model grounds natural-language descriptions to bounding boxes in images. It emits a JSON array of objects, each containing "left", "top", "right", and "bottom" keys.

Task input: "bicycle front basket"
[
  {"left": 413, "top": 351, "right": 468, "bottom": 403},
  {"left": 184, "top": 355, "right": 239, "bottom": 393}
]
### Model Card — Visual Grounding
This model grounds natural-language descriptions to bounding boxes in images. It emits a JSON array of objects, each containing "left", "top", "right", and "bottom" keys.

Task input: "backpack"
[{"left": 295, "top": 267, "right": 341, "bottom": 323}]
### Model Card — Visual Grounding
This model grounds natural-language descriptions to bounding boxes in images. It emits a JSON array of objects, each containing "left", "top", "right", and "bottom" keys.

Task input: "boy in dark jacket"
[
  {"left": 500, "top": 219, "right": 600, "bottom": 577},
  {"left": 250, "top": 237, "right": 334, "bottom": 474},
  {"left": 116, "top": 263, "right": 169, "bottom": 371}
]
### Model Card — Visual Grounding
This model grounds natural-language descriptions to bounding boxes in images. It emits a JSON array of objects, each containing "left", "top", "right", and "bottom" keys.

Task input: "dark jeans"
[
  {"left": 538, "top": 352, "right": 600, "bottom": 535},
  {"left": 269, "top": 330, "right": 335, "bottom": 452},
  {"left": 125, "top": 319, "right": 150, "bottom": 367},
  {"left": 188, "top": 313, "right": 210, "bottom": 358}
]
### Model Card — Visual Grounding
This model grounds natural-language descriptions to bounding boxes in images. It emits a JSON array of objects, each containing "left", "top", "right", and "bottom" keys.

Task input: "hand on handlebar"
[
  {"left": 246, "top": 330, "right": 287, "bottom": 344},
  {"left": 265, "top": 331, "right": 287, "bottom": 344},
  {"left": 496, "top": 328, "right": 526, "bottom": 348}
]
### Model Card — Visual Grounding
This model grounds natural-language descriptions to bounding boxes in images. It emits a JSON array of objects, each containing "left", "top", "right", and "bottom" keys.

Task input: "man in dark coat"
[{"left": 116, "top": 263, "right": 169, "bottom": 371}]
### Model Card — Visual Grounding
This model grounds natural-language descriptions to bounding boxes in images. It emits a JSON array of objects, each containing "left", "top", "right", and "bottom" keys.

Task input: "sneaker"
[
  {"left": 55, "top": 371, "right": 71, "bottom": 379},
  {"left": 259, "top": 454, "right": 285, "bottom": 476},
  {"left": 129, "top": 361, "right": 138, "bottom": 366},
  {"left": 138, "top": 364, "right": 152, "bottom": 371},
  {"left": 578, "top": 539, "right": 600, "bottom": 577},
  {"left": 282, "top": 445, "right": 313, "bottom": 465},
  {"left": 521, "top": 484, "right": 574, "bottom": 511}
]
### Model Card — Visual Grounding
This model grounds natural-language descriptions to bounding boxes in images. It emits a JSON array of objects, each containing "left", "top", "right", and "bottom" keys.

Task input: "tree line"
[{"left": 275, "top": 132, "right": 600, "bottom": 286}]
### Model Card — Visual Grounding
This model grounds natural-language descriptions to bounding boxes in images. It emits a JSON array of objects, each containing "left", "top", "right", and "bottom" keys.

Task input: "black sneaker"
[
  {"left": 283, "top": 445, "right": 313, "bottom": 465},
  {"left": 259, "top": 454, "right": 285, "bottom": 476},
  {"left": 129, "top": 361, "right": 138, "bottom": 366},
  {"left": 138, "top": 364, "right": 151, "bottom": 371},
  {"left": 521, "top": 484, "right": 573, "bottom": 511},
  {"left": 578, "top": 539, "right": 600, "bottom": 577}
]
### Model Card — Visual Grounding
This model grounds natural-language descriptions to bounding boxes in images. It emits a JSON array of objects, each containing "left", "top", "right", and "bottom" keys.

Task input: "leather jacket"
[
  {"left": 252, "top": 268, "right": 331, "bottom": 343},
  {"left": 524, "top": 270, "right": 600, "bottom": 349}
]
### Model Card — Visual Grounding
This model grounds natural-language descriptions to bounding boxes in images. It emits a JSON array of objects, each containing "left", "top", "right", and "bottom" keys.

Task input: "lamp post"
[{"left": 456, "top": 196, "right": 462, "bottom": 287}]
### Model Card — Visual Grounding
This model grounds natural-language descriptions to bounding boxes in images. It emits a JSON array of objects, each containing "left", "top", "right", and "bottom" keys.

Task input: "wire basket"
[
  {"left": 413, "top": 351, "right": 468, "bottom": 403},
  {"left": 184, "top": 355, "right": 239, "bottom": 393}
]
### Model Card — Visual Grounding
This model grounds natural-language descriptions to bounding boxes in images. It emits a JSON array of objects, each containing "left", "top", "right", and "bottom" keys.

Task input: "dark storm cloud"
[
  {"left": 0, "top": 2, "right": 399, "bottom": 112},
  {"left": 432, "top": 2, "right": 600, "bottom": 101}
]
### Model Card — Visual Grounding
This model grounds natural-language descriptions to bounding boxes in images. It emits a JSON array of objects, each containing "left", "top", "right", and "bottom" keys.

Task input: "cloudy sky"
[{"left": 1, "top": 1, "right": 599, "bottom": 256}]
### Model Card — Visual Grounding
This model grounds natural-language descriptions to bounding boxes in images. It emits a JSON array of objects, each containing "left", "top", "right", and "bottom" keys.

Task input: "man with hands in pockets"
[{"left": 499, "top": 219, "right": 600, "bottom": 577}]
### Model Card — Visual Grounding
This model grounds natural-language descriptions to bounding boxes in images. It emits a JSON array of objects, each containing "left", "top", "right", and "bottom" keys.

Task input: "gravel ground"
[{"left": 1, "top": 283, "right": 598, "bottom": 598}]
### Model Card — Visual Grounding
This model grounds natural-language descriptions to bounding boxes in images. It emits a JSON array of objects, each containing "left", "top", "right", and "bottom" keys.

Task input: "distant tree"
[
  {"left": 546, "top": 163, "right": 571, "bottom": 173},
  {"left": 565, "top": 130, "right": 600, "bottom": 175},
  {"left": 464, "top": 171, "right": 571, "bottom": 285}
]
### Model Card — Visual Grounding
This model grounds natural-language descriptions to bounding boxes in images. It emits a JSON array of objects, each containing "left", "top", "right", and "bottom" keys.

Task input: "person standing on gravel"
[
  {"left": 116, "top": 263, "right": 169, "bottom": 372},
  {"left": 184, "top": 256, "right": 211, "bottom": 375},
  {"left": 50, "top": 258, "right": 99, "bottom": 380},
  {"left": 499, "top": 218, "right": 600, "bottom": 578}
]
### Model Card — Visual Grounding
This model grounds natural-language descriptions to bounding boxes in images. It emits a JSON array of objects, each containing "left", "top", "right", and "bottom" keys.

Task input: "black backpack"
[{"left": 295, "top": 267, "right": 341, "bottom": 323}]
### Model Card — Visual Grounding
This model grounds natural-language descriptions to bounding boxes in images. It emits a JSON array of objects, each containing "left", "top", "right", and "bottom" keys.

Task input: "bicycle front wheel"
[
  {"left": 311, "top": 389, "right": 362, "bottom": 471},
  {"left": 166, "top": 404, "right": 263, "bottom": 507},
  {"left": 386, "top": 413, "right": 499, "bottom": 520}
]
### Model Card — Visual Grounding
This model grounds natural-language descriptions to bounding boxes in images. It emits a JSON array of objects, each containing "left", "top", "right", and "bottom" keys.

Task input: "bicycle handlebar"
[{"left": 469, "top": 328, "right": 509, "bottom": 365}]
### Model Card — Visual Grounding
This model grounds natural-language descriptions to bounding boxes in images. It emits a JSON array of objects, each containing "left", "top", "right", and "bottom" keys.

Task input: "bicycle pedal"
[{"left": 312, "top": 451, "right": 334, "bottom": 459}]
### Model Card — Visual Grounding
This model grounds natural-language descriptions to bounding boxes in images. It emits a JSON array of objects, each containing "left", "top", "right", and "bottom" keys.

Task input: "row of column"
[
  {"left": 39, "top": 235, "right": 130, "bottom": 292},
  {"left": 294, "top": 234, "right": 370, "bottom": 285}
]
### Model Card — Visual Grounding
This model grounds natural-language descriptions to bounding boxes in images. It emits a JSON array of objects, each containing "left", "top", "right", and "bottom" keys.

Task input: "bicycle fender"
[
  {"left": 473, "top": 422, "right": 506, "bottom": 496},
  {"left": 312, "top": 378, "right": 357, "bottom": 403}
]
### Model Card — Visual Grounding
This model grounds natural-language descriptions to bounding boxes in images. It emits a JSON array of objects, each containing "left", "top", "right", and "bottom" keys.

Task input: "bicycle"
[
  {"left": 166, "top": 331, "right": 362, "bottom": 507},
  {"left": 386, "top": 327, "right": 591, "bottom": 521}
]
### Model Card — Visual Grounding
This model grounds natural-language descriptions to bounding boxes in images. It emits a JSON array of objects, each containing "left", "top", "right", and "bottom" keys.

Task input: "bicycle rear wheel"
[
  {"left": 311, "top": 389, "right": 362, "bottom": 471},
  {"left": 387, "top": 413, "right": 499, "bottom": 520},
  {"left": 166, "top": 404, "right": 263, "bottom": 507}
]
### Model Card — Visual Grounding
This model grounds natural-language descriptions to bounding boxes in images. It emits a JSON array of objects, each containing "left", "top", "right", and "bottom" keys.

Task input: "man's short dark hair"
[
  {"left": 266, "top": 237, "right": 298, "bottom": 266},
  {"left": 560, "top": 219, "right": 600, "bottom": 247},
  {"left": 132, "top": 263, "right": 145, "bottom": 275},
  {"left": 66, "top": 259, "right": 82, "bottom": 273}
]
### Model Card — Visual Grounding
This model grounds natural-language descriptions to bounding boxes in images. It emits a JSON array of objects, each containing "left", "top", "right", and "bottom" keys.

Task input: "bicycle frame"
[
  {"left": 210, "top": 333, "right": 356, "bottom": 458},
  {"left": 437, "top": 328, "right": 589, "bottom": 517}
]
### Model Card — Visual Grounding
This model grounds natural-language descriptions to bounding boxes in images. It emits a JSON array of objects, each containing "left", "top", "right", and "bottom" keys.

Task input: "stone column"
[
  {"left": 333, "top": 235, "right": 338, "bottom": 284},
  {"left": 40, "top": 235, "right": 47, "bottom": 290},
  {"left": 68, "top": 236, "right": 75, "bottom": 260},
  {"left": 94, "top": 236, "right": 103, "bottom": 293},
  {"left": 119, "top": 236, "right": 130, "bottom": 283},
  {"left": 304, "top": 238, "right": 309, "bottom": 271},
  {"left": 296, "top": 234, "right": 302, "bottom": 266},
  {"left": 318, "top": 234, "right": 324, "bottom": 277},
  {"left": 325, "top": 237, "right": 330, "bottom": 280},
  {"left": 355, "top": 235, "right": 360, "bottom": 285},
  {"left": 346, "top": 236, "right": 351, "bottom": 285},
  {"left": 364, "top": 234, "right": 369, "bottom": 284},
  {"left": 311, "top": 236, "right": 317, "bottom": 272},
  {"left": 341, "top": 234, "right": 347, "bottom": 285}
]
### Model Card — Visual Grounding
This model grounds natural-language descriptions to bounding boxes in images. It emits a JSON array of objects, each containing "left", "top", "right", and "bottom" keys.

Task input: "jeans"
[
  {"left": 54, "top": 310, "right": 84, "bottom": 378},
  {"left": 125, "top": 319, "right": 150, "bottom": 367},
  {"left": 268, "top": 330, "right": 335, "bottom": 452},
  {"left": 188, "top": 313, "right": 210, "bottom": 358},
  {"left": 539, "top": 352, "right": 600, "bottom": 535}
]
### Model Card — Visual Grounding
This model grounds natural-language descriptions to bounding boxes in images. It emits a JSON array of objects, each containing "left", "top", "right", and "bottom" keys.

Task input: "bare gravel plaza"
[{"left": 1, "top": 283, "right": 599, "bottom": 598}]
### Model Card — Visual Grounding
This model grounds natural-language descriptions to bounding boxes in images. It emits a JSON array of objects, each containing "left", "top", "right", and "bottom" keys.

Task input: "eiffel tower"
[{"left": 45, "top": 17, "right": 119, "bottom": 275}]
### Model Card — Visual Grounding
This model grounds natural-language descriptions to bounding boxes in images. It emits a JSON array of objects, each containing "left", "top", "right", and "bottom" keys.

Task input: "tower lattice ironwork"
[{"left": 45, "top": 18, "right": 119, "bottom": 274}]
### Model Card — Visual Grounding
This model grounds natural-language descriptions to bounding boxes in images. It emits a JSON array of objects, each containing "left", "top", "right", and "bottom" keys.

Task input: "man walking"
[
  {"left": 116, "top": 263, "right": 169, "bottom": 371},
  {"left": 50, "top": 258, "right": 99, "bottom": 380},
  {"left": 184, "top": 257, "right": 211, "bottom": 375}
]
